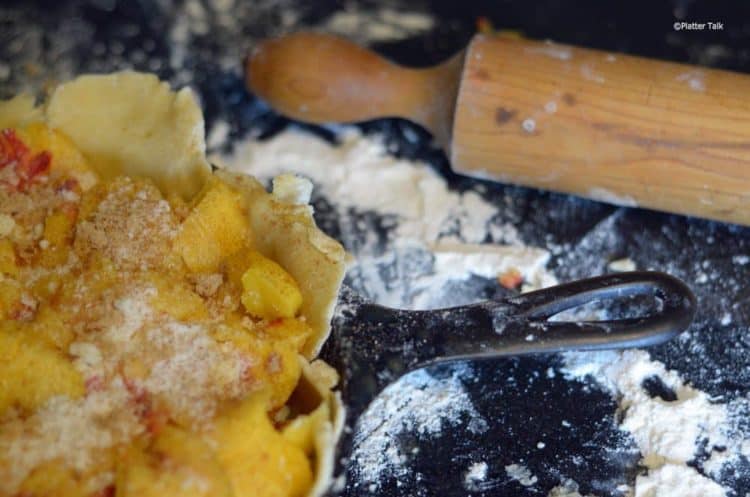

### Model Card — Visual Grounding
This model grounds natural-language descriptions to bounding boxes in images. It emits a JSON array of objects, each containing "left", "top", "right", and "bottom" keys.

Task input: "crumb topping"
[
  {"left": 74, "top": 176, "right": 179, "bottom": 272},
  {"left": 0, "top": 137, "right": 310, "bottom": 495}
]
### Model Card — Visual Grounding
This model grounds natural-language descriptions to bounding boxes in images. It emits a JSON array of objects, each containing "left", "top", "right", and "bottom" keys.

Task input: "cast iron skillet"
[{"left": 319, "top": 271, "right": 696, "bottom": 493}]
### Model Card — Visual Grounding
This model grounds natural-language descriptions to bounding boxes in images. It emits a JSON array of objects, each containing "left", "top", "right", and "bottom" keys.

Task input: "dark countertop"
[{"left": 2, "top": 1, "right": 750, "bottom": 495}]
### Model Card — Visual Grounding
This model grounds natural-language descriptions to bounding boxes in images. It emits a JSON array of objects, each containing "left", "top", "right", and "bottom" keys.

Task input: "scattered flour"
[
  {"left": 164, "top": 0, "right": 435, "bottom": 84},
  {"left": 349, "top": 365, "right": 488, "bottom": 490},
  {"left": 522, "top": 118, "right": 536, "bottom": 133},
  {"left": 218, "top": 129, "right": 507, "bottom": 246},
  {"left": 505, "top": 463, "right": 538, "bottom": 486},
  {"left": 546, "top": 479, "right": 597, "bottom": 497},
  {"left": 206, "top": 119, "right": 231, "bottom": 151},
  {"left": 322, "top": 6, "right": 435, "bottom": 44},
  {"left": 524, "top": 42, "right": 573, "bottom": 61},
  {"left": 218, "top": 129, "right": 554, "bottom": 309},
  {"left": 580, "top": 63, "right": 606, "bottom": 84},
  {"left": 587, "top": 188, "right": 638, "bottom": 208},
  {"left": 608, "top": 257, "right": 636, "bottom": 272},
  {"left": 430, "top": 242, "right": 557, "bottom": 296},
  {"left": 464, "top": 461, "right": 489, "bottom": 491},
  {"left": 561, "top": 349, "right": 746, "bottom": 497},
  {"left": 676, "top": 70, "right": 707, "bottom": 92},
  {"left": 634, "top": 464, "right": 725, "bottom": 497}
]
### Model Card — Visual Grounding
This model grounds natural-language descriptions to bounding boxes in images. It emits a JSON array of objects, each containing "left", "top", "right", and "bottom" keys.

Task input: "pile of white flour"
[
  {"left": 216, "top": 128, "right": 556, "bottom": 309},
  {"left": 218, "top": 128, "right": 745, "bottom": 497},
  {"left": 562, "top": 350, "right": 742, "bottom": 497}
]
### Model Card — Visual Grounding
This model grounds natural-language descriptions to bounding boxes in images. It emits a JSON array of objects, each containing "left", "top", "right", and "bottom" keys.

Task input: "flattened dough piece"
[{"left": 46, "top": 71, "right": 210, "bottom": 199}]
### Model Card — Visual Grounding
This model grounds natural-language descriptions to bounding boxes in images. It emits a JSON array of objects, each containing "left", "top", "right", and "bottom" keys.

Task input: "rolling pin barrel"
[
  {"left": 454, "top": 35, "right": 750, "bottom": 225},
  {"left": 247, "top": 32, "right": 750, "bottom": 226}
]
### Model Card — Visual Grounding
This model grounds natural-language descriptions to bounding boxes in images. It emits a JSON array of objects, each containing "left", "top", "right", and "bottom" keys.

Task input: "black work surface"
[{"left": 3, "top": 1, "right": 750, "bottom": 496}]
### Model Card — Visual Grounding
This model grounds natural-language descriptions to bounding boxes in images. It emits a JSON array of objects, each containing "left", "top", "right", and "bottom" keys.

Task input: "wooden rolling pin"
[{"left": 246, "top": 32, "right": 750, "bottom": 226}]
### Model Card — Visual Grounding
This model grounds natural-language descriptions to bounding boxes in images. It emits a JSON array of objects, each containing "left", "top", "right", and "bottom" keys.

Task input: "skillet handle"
[
  {"left": 324, "top": 271, "right": 695, "bottom": 420},
  {"left": 492, "top": 271, "right": 697, "bottom": 354}
]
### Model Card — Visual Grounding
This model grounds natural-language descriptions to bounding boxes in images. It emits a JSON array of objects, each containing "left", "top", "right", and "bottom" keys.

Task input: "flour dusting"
[
  {"left": 464, "top": 461, "right": 489, "bottom": 491},
  {"left": 348, "top": 365, "right": 488, "bottom": 491},
  {"left": 166, "top": 0, "right": 435, "bottom": 86},
  {"left": 634, "top": 464, "right": 725, "bottom": 497},
  {"left": 546, "top": 479, "right": 597, "bottom": 497},
  {"left": 562, "top": 349, "right": 747, "bottom": 497},
  {"left": 506, "top": 463, "right": 538, "bottom": 486},
  {"left": 217, "top": 129, "right": 554, "bottom": 309},
  {"left": 219, "top": 129, "right": 514, "bottom": 247},
  {"left": 322, "top": 6, "right": 435, "bottom": 44}
]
